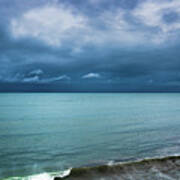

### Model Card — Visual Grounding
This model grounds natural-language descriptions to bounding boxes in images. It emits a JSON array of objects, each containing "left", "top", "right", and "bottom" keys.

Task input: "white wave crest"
[
  {"left": 57, "top": 168, "right": 72, "bottom": 178},
  {"left": 27, "top": 168, "right": 72, "bottom": 180},
  {"left": 4, "top": 169, "right": 72, "bottom": 180},
  {"left": 27, "top": 173, "right": 53, "bottom": 180}
]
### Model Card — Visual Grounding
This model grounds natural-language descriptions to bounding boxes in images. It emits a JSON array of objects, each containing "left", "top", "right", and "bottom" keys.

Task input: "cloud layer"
[
  {"left": 11, "top": 4, "right": 87, "bottom": 46},
  {"left": 1, "top": 0, "right": 180, "bottom": 91}
]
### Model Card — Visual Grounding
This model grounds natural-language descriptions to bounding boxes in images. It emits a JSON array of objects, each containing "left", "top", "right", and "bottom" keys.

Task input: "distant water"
[{"left": 1, "top": 93, "right": 180, "bottom": 180}]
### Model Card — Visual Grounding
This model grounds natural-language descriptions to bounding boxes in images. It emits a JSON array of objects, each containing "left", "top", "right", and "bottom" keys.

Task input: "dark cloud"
[{"left": 0, "top": 0, "right": 180, "bottom": 92}]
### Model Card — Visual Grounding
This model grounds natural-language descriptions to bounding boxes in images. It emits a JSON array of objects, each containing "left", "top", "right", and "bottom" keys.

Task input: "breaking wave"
[
  {"left": 3, "top": 155, "right": 180, "bottom": 180},
  {"left": 2, "top": 169, "right": 72, "bottom": 180}
]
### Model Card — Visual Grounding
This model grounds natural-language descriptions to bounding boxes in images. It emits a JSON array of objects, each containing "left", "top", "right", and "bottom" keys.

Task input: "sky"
[{"left": 1, "top": 0, "right": 180, "bottom": 92}]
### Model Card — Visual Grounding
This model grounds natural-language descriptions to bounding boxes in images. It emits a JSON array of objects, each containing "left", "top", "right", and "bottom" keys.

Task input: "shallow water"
[{"left": 0, "top": 93, "right": 180, "bottom": 179}]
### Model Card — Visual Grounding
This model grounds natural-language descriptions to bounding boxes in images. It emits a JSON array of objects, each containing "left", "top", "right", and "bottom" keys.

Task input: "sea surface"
[{"left": 0, "top": 93, "right": 180, "bottom": 180}]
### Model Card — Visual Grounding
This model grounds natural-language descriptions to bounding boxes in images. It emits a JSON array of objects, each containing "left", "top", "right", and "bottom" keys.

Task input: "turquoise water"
[{"left": 0, "top": 93, "right": 180, "bottom": 179}]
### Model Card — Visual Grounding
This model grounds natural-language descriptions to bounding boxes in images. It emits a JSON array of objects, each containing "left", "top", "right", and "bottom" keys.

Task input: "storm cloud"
[{"left": 1, "top": 0, "right": 180, "bottom": 92}]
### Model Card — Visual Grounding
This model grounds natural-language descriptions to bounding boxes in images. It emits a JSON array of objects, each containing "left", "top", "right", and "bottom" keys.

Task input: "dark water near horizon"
[{"left": 0, "top": 93, "right": 180, "bottom": 180}]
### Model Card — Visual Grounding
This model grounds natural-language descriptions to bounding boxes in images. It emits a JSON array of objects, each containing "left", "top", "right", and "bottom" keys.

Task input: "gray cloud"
[{"left": 0, "top": 0, "right": 180, "bottom": 91}]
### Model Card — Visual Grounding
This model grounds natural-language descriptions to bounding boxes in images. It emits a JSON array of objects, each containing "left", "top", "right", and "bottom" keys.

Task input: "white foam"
[
  {"left": 57, "top": 168, "right": 72, "bottom": 178},
  {"left": 107, "top": 161, "right": 114, "bottom": 166},
  {"left": 151, "top": 167, "right": 175, "bottom": 180},
  {"left": 20, "top": 169, "right": 72, "bottom": 180},
  {"left": 27, "top": 173, "right": 53, "bottom": 180}
]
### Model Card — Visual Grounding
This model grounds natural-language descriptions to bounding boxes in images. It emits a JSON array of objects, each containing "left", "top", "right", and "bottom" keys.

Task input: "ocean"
[{"left": 0, "top": 93, "right": 180, "bottom": 180}]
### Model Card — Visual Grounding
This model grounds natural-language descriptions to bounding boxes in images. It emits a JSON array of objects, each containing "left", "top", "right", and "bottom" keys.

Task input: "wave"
[
  {"left": 3, "top": 155, "right": 180, "bottom": 180},
  {"left": 2, "top": 169, "right": 72, "bottom": 180},
  {"left": 55, "top": 155, "right": 180, "bottom": 180}
]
